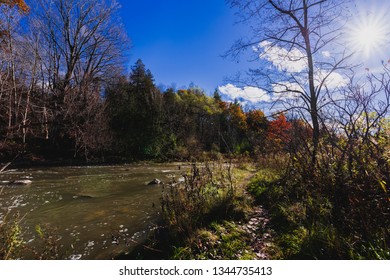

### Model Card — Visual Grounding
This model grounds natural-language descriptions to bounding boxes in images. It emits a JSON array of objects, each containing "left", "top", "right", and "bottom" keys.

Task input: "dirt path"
[
  {"left": 236, "top": 169, "right": 274, "bottom": 260},
  {"left": 241, "top": 205, "right": 273, "bottom": 259}
]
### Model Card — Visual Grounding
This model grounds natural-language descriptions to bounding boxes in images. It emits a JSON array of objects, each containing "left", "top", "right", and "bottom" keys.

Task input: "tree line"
[
  {"left": 0, "top": 0, "right": 303, "bottom": 163},
  {"left": 106, "top": 59, "right": 307, "bottom": 161}
]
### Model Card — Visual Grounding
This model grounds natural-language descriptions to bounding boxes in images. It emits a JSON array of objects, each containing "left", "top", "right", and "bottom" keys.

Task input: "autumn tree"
[
  {"left": 0, "top": 0, "right": 28, "bottom": 37},
  {"left": 30, "top": 0, "right": 128, "bottom": 159},
  {"left": 266, "top": 113, "right": 292, "bottom": 152},
  {"left": 216, "top": 101, "right": 249, "bottom": 154},
  {"left": 227, "top": 0, "right": 353, "bottom": 166},
  {"left": 0, "top": 0, "right": 28, "bottom": 14}
]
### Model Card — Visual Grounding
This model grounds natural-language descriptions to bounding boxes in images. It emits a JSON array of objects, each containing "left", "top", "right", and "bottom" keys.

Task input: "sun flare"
[{"left": 347, "top": 11, "right": 390, "bottom": 57}]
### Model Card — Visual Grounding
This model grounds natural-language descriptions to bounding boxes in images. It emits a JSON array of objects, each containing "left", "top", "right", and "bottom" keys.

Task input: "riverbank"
[
  {"left": 115, "top": 155, "right": 390, "bottom": 260},
  {"left": 2, "top": 161, "right": 268, "bottom": 260},
  {"left": 3, "top": 156, "right": 386, "bottom": 260},
  {"left": 116, "top": 162, "right": 277, "bottom": 260},
  {"left": 0, "top": 148, "right": 247, "bottom": 171}
]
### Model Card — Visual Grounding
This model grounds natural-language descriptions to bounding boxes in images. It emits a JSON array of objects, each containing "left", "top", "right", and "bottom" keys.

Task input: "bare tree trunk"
[{"left": 302, "top": 1, "right": 320, "bottom": 168}]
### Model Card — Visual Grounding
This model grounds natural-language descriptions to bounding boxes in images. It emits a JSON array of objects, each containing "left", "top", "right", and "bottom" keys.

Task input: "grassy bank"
[
  {"left": 247, "top": 157, "right": 390, "bottom": 260},
  {"left": 127, "top": 153, "right": 389, "bottom": 260},
  {"left": 120, "top": 161, "right": 263, "bottom": 260}
]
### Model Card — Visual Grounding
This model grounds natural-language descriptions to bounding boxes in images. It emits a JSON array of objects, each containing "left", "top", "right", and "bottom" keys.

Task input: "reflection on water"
[{"left": 0, "top": 163, "right": 186, "bottom": 259}]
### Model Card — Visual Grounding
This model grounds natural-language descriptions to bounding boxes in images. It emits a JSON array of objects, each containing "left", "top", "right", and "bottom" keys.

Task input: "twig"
[
  {"left": 0, "top": 153, "right": 21, "bottom": 174},
  {"left": 0, "top": 162, "right": 12, "bottom": 174}
]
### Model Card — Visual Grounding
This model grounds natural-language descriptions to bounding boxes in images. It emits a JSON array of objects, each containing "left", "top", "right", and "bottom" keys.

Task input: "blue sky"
[
  {"left": 118, "top": 0, "right": 251, "bottom": 94},
  {"left": 117, "top": 0, "right": 390, "bottom": 107}
]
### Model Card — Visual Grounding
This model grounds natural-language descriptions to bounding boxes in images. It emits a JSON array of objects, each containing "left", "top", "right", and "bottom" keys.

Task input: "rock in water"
[
  {"left": 12, "top": 180, "right": 33, "bottom": 185},
  {"left": 148, "top": 178, "right": 162, "bottom": 185}
]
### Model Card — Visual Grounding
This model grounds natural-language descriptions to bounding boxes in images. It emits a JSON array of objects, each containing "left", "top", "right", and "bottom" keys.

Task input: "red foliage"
[{"left": 267, "top": 114, "right": 292, "bottom": 149}]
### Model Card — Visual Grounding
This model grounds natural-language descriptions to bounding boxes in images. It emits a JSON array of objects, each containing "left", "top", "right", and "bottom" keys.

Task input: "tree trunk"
[{"left": 302, "top": 2, "right": 320, "bottom": 169}]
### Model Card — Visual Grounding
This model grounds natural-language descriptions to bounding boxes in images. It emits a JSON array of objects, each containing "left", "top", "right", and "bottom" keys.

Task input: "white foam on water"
[{"left": 69, "top": 254, "right": 82, "bottom": 260}]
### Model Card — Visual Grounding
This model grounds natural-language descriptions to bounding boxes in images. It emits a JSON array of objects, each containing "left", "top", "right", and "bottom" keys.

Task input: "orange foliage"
[
  {"left": 0, "top": 0, "right": 29, "bottom": 13},
  {"left": 216, "top": 100, "right": 229, "bottom": 111},
  {"left": 227, "top": 103, "right": 247, "bottom": 131},
  {"left": 246, "top": 109, "right": 267, "bottom": 133}
]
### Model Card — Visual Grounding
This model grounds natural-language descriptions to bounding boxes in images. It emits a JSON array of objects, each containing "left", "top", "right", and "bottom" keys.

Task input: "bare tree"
[
  {"left": 227, "top": 0, "right": 354, "bottom": 166},
  {"left": 30, "top": 0, "right": 129, "bottom": 158},
  {"left": 33, "top": 0, "right": 128, "bottom": 93},
  {"left": 0, "top": 5, "right": 27, "bottom": 138}
]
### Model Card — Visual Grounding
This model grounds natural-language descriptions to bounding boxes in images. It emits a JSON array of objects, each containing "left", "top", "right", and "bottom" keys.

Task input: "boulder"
[{"left": 148, "top": 178, "right": 162, "bottom": 185}]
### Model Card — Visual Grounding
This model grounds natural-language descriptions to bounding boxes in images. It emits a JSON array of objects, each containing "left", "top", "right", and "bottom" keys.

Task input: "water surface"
[{"left": 0, "top": 163, "right": 185, "bottom": 259}]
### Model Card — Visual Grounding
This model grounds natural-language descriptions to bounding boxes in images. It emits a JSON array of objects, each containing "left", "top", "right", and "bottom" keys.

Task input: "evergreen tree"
[{"left": 106, "top": 59, "right": 163, "bottom": 159}]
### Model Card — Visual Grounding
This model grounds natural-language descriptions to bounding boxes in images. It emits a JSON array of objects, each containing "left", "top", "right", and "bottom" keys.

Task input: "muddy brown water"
[{"left": 0, "top": 163, "right": 186, "bottom": 259}]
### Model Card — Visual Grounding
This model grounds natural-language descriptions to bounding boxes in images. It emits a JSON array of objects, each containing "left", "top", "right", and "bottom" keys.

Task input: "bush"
[
  {"left": 248, "top": 148, "right": 390, "bottom": 259},
  {"left": 0, "top": 213, "right": 24, "bottom": 260},
  {"left": 1, "top": 209, "right": 64, "bottom": 260},
  {"left": 161, "top": 162, "right": 248, "bottom": 240}
]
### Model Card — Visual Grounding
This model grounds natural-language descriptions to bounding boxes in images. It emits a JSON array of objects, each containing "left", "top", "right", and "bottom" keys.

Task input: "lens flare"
[{"left": 347, "top": 9, "right": 390, "bottom": 58}]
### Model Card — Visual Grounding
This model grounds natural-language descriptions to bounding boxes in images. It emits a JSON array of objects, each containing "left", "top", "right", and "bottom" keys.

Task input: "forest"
[
  {"left": 0, "top": 0, "right": 389, "bottom": 260},
  {"left": 0, "top": 0, "right": 287, "bottom": 163}
]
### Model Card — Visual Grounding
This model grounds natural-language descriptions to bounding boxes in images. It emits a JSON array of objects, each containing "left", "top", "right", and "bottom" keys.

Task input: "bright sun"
[{"left": 347, "top": 10, "right": 390, "bottom": 58}]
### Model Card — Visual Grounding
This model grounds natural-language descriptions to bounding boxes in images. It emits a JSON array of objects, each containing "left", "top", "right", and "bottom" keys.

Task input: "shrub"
[{"left": 161, "top": 162, "right": 248, "bottom": 240}]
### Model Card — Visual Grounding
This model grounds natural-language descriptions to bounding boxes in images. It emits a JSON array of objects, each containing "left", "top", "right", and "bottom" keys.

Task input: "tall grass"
[
  {"left": 161, "top": 161, "right": 249, "bottom": 240},
  {"left": 155, "top": 160, "right": 258, "bottom": 260},
  {"left": 248, "top": 150, "right": 390, "bottom": 259}
]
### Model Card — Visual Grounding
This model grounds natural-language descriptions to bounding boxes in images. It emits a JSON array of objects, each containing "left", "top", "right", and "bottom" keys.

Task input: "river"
[{"left": 0, "top": 163, "right": 186, "bottom": 259}]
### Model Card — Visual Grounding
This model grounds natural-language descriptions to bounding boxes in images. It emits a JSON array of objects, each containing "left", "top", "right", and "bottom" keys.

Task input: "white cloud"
[
  {"left": 255, "top": 42, "right": 348, "bottom": 89},
  {"left": 259, "top": 41, "right": 307, "bottom": 73},
  {"left": 272, "top": 82, "right": 303, "bottom": 101},
  {"left": 218, "top": 84, "right": 271, "bottom": 103},
  {"left": 315, "top": 70, "right": 348, "bottom": 89}
]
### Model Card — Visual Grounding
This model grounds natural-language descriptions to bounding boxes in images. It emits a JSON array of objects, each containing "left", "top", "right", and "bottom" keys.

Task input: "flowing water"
[{"left": 0, "top": 163, "right": 186, "bottom": 259}]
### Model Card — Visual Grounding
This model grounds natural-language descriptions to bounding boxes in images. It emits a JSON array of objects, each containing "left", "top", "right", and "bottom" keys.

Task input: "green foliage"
[
  {"left": 0, "top": 214, "right": 23, "bottom": 260},
  {"left": 1, "top": 211, "right": 66, "bottom": 260},
  {"left": 156, "top": 162, "right": 260, "bottom": 260},
  {"left": 105, "top": 64, "right": 270, "bottom": 161},
  {"left": 106, "top": 59, "right": 164, "bottom": 159},
  {"left": 247, "top": 169, "right": 281, "bottom": 201}
]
